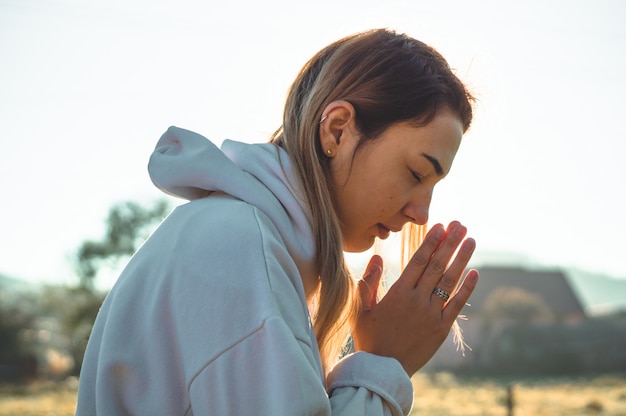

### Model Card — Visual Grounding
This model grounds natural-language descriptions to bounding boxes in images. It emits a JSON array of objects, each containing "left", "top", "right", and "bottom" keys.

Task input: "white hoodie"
[{"left": 76, "top": 126, "right": 413, "bottom": 416}]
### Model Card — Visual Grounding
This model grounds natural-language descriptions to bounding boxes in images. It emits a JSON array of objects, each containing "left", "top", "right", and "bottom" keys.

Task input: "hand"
[{"left": 352, "top": 221, "right": 479, "bottom": 376}]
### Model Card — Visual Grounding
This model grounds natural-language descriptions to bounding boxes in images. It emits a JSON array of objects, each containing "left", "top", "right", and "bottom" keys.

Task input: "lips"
[{"left": 377, "top": 224, "right": 392, "bottom": 239}]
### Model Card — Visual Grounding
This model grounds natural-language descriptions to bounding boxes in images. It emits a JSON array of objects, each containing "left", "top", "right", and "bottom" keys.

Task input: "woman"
[{"left": 76, "top": 28, "right": 478, "bottom": 415}]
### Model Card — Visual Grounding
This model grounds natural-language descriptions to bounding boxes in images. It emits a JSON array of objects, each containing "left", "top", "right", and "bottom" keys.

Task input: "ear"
[{"left": 319, "top": 100, "right": 357, "bottom": 157}]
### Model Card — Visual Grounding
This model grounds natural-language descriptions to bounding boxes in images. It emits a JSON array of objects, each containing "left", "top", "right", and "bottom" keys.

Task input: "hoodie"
[{"left": 75, "top": 126, "right": 413, "bottom": 415}]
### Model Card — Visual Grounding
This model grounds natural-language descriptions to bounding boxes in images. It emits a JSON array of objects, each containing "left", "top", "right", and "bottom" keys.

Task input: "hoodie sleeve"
[
  {"left": 187, "top": 320, "right": 414, "bottom": 416},
  {"left": 327, "top": 352, "right": 414, "bottom": 415}
]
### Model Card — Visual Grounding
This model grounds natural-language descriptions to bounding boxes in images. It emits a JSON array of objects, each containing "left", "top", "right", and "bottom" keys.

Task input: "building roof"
[{"left": 463, "top": 265, "right": 585, "bottom": 319}]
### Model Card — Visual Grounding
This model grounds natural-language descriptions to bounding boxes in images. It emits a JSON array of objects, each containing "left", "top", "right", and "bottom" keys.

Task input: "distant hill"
[
  {"left": 564, "top": 268, "right": 626, "bottom": 314},
  {"left": 0, "top": 272, "right": 31, "bottom": 291}
]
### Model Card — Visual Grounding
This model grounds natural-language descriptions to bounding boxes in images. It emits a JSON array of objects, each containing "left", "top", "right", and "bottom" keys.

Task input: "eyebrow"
[{"left": 420, "top": 153, "right": 444, "bottom": 176}]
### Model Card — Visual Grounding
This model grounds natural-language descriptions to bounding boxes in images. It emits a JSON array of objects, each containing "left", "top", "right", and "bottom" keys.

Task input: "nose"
[{"left": 402, "top": 188, "right": 432, "bottom": 225}]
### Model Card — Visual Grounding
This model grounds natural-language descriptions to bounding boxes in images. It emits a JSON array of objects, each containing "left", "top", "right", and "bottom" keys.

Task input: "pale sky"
[{"left": 1, "top": 0, "right": 625, "bottom": 289}]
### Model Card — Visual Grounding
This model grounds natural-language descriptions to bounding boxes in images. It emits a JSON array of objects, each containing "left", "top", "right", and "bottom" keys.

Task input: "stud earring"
[{"left": 326, "top": 149, "right": 332, "bottom": 156}]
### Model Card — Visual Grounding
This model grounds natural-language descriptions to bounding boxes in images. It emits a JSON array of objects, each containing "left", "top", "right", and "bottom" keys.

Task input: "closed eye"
[{"left": 410, "top": 170, "right": 423, "bottom": 183}]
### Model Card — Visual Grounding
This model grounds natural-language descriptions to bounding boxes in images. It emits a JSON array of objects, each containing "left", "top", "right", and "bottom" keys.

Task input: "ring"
[{"left": 433, "top": 287, "right": 450, "bottom": 301}]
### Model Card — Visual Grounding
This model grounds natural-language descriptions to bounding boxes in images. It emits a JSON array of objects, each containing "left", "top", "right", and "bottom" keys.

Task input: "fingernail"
[
  {"left": 433, "top": 226, "right": 445, "bottom": 240},
  {"left": 366, "top": 261, "right": 380, "bottom": 275},
  {"left": 461, "top": 238, "right": 476, "bottom": 252}
]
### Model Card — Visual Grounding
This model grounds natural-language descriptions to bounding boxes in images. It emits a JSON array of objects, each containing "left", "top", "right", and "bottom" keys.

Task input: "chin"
[{"left": 343, "top": 237, "right": 376, "bottom": 253}]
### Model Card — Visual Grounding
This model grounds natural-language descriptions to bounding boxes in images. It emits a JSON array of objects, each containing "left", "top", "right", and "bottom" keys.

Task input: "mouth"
[{"left": 377, "top": 224, "right": 392, "bottom": 239}]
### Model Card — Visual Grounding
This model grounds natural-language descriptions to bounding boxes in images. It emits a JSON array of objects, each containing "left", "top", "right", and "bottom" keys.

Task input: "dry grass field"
[
  {"left": 0, "top": 373, "right": 624, "bottom": 415},
  {"left": 410, "top": 372, "right": 626, "bottom": 416},
  {"left": 0, "top": 377, "right": 79, "bottom": 416}
]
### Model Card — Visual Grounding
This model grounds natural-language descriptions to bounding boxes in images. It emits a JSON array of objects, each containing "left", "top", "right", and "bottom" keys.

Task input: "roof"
[{"left": 463, "top": 265, "right": 585, "bottom": 319}]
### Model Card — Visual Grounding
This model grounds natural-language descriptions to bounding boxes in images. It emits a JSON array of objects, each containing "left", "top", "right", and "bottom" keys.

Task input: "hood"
[{"left": 148, "top": 126, "right": 317, "bottom": 282}]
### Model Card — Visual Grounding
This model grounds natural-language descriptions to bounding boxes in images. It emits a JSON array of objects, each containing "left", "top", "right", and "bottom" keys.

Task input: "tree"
[
  {"left": 74, "top": 199, "right": 171, "bottom": 290},
  {"left": 483, "top": 287, "right": 554, "bottom": 324},
  {"left": 66, "top": 199, "right": 172, "bottom": 373},
  {"left": 0, "top": 200, "right": 172, "bottom": 381},
  {"left": 0, "top": 289, "right": 38, "bottom": 381}
]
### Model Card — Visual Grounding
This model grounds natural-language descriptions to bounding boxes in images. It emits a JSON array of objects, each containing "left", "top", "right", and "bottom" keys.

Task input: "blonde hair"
[{"left": 271, "top": 29, "right": 474, "bottom": 372}]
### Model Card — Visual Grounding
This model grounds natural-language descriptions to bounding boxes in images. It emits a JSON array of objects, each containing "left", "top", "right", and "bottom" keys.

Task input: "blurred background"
[{"left": 1, "top": 0, "right": 625, "bottom": 414}]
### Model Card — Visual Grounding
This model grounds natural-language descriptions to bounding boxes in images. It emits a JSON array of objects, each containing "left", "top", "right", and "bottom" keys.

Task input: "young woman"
[{"left": 76, "top": 28, "right": 478, "bottom": 415}]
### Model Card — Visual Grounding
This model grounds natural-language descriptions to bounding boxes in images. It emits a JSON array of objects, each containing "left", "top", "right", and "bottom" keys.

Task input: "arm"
[
  {"left": 328, "top": 352, "right": 413, "bottom": 416},
  {"left": 187, "top": 318, "right": 412, "bottom": 416}
]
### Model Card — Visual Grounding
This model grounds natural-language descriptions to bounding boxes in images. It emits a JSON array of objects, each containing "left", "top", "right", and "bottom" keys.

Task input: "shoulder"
[
  {"left": 154, "top": 195, "right": 296, "bottom": 280},
  {"left": 166, "top": 194, "right": 280, "bottom": 247}
]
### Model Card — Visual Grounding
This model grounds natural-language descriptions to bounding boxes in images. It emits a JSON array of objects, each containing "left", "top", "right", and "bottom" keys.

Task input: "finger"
[
  {"left": 432, "top": 237, "right": 476, "bottom": 304},
  {"left": 446, "top": 237, "right": 476, "bottom": 295},
  {"left": 418, "top": 221, "right": 467, "bottom": 295},
  {"left": 395, "top": 223, "right": 445, "bottom": 290},
  {"left": 358, "top": 255, "right": 384, "bottom": 309},
  {"left": 443, "top": 269, "right": 479, "bottom": 323}
]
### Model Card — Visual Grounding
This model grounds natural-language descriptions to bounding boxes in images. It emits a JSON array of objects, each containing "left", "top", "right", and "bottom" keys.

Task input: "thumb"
[{"left": 359, "top": 255, "right": 384, "bottom": 309}]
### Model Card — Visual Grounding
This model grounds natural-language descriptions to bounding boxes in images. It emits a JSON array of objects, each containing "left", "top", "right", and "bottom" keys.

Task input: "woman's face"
[{"left": 329, "top": 107, "right": 463, "bottom": 252}]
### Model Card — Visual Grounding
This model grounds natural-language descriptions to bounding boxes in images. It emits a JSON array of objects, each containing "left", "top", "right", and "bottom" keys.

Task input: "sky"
[{"left": 1, "top": 0, "right": 625, "bottom": 289}]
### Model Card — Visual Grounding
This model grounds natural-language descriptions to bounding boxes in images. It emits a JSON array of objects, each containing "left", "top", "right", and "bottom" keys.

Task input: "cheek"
[{"left": 368, "top": 186, "right": 403, "bottom": 219}]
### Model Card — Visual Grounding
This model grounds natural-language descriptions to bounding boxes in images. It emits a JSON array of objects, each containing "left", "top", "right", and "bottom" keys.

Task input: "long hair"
[{"left": 270, "top": 28, "right": 475, "bottom": 372}]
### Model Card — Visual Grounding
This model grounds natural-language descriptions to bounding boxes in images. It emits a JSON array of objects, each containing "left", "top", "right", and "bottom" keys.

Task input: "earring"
[
  {"left": 320, "top": 115, "right": 328, "bottom": 124},
  {"left": 326, "top": 149, "right": 332, "bottom": 156}
]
